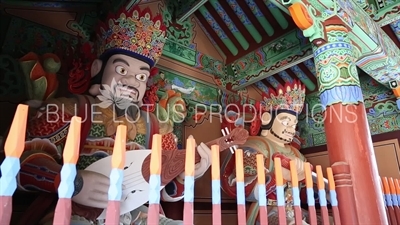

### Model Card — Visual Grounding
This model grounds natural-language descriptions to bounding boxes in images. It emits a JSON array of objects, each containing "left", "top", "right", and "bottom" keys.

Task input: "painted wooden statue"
[
  {"left": 16, "top": 4, "right": 214, "bottom": 225},
  {"left": 221, "top": 80, "right": 313, "bottom": 224}
]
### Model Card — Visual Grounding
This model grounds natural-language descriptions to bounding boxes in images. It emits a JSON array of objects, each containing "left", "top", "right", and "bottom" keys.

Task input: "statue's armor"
[
  {"left": 221, "top": 136, "right": 306, "bottom": 204},
  {"left": 18, "top": 94, "right": 184, "bottom": 221}
]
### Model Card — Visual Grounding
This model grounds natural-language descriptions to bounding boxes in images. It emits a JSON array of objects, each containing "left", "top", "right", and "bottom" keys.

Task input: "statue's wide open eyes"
[
  {"left": 116, "top": 65, "right": 128, "bottom": 75},
  {"left": 136, "top": 73, "right": 148, "bottom": 82}
]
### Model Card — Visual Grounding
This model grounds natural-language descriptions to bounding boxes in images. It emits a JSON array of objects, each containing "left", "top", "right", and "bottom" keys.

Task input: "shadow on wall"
[{"left": 298, "top": 72, "right": 400, "bottom": 148}]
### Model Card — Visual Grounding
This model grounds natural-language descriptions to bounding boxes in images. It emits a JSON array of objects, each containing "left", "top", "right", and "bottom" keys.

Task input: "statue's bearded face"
[
  {"left": 269, "top": 112, "right": 298, "bottom": 144},
  {"left": 100, "top": 54, "right": 149, "bottom": 105}
]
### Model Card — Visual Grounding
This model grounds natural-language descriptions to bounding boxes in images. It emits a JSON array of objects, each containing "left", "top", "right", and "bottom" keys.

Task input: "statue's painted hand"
[
  {"left": 71, "top": 170, "right": 111, "bottom": 209},
  {"left": 193, "top": 142, "right": 212, "bottom": 179},
  {"left": 178, "top": 141, "right": 211, "bottom": 180}
]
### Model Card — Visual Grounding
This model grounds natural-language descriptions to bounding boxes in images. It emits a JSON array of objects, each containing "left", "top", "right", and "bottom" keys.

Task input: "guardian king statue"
[{"left": 17, "top": 4, "right": 214, "bottom": 225}]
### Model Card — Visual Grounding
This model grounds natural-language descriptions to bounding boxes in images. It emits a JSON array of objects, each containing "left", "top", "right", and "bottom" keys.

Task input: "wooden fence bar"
[
  {"left": 289, "top": 160, "right": 302, "bottom": 225},
  {"left": 256, "top": 154, "right": 268, "bottom": 225},
  {"left": 316, "top": 166, "right": 330, "bottom": 225},
  {"left": 382, "top": 179, "right": 392, "bottom": 225},
  {"left": 326, "top": 168, "right": 341, "bottom": 225},
  {"left": 0, "top": 104, "right": 28, "bottom": 225},
  {"left": 53, "top": 116, "right": 81, "bottom": 225},
  {"left": 147, "top": 134, "right": 162, "bottom": 224},
  {"left": 383, "top": 177, "right": 397, "bottom": 225},
  {"left": 211, "top": 145, "right": 222, "bottom": 225},
  {"left": 0, "top": 114, "right": 358, "bottom": 225},
  {"left": 105, "top": 125, "right": 127, "bottom": 225},
  {"left": 274, "top": 158, "right": 287, "bottom": 225},
  {"left": 304, "top": 162, "right": 317, "bottom": 225},
  {"left": 235, "top": 149, "right": 247, "bottom": 225},
  {"left": 388, "top": 177, "right": 400, "bottom": 223},
  {"left": 183, "top": 136, "right": 195, "bottom": 225}
]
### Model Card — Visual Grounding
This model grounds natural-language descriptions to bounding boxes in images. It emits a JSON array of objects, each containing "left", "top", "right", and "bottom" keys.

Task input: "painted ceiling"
[
  {"left": 1, "top": 0, "right": 400, "bottom": 97},
  {"left": 170, "top": 0, "right": 400, "bottom": 94}
]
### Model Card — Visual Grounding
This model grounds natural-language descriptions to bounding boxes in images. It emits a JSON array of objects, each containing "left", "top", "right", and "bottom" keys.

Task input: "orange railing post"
[
  {"left": 0, "top": 105, "right": 28, "bottom": 225},
  {"left": 53, "top": 116, "right": 81, "bottom": 224}
]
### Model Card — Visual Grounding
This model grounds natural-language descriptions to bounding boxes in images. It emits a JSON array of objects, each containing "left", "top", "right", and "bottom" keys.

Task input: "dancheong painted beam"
[{"left": 232, "top": 0, "right": 400, "bottom": 90}]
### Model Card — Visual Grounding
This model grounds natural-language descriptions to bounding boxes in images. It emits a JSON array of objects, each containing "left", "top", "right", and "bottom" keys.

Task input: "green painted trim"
[
  {"left": 161, "top": 40, "right": 196, "bottom": 66},
  {"left": 156, "top": 90, "right": 220, "bottom": 112},
  {"left": 157, "top": 66, "right": 220, "bottom": 89},
  {"left": 230, "top": 29, "right": 311, "bottom": 81},
  {"left": 177, "top": 0, "right": 209, "bottom": 23},
  {"left": 269, "top": 0, "right": 397, "bottom": 91},
  {"left": 352, "top": 25, "right": 378, "bottom": 51},
  {"left": 374, "top": 2, "right": 400, "bottom": 27},
  {"left": 198, "top": 6, "right": 238, "bottom": 55},
  {"left": 348, "top": 33, "right": 372, "bottom": 55},
  {"left": 233, "top": 53, "right": 314, "bottom": 90},
  {"left": 162, "top": 51, "right": 195, "bottom": 66}
]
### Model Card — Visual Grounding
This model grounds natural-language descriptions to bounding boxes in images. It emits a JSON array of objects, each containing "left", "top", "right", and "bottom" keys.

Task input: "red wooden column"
[{"left": 313, "top": 23, "right": 387, "bottom": 224}]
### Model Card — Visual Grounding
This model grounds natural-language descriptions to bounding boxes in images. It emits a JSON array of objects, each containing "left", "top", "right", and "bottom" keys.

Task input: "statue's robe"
[{"left": 18, "top": 95, "right": 184, "bottom": 221}]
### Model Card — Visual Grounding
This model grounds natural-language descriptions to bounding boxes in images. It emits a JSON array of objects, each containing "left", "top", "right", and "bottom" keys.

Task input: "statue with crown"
[
  {"left": 220, "top": 80, "right": 330, "bottom": 225},
  {"left": 14, "top": 3, "right": 248, "bottom": 225}
]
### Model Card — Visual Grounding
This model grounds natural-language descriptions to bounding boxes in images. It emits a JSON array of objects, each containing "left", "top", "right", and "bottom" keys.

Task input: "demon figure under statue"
[
  {"left": 16, "top": 5, "right": 212, "bottom": 225},
  {"left": 221, "top": 80, "right": 315, "bottom": 225}
]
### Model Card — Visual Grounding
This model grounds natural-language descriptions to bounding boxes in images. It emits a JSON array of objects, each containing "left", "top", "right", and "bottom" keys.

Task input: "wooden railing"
[
  {"left": 382, "top": 176, "right": 400, "bottom": 225},
  {"left": 0, "top": 105, "right": 344, "bottom": 224}
]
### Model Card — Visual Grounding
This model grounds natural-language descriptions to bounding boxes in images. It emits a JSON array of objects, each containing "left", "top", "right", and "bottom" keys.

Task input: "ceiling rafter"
[
  {"left": 285, "top": 68, "right": 298, "bottom": 81},
  {"left": 272, "top": 73, "right": 286, "bottom": 86},
  {"left": 298, "top": 63, "right": 317, "bottom": 86},
  {"left": 204, "top": 2, "right": 243, "bottom": 51},
  {"left": 194, "top": 11, "right": 234, "bottom": 58},
  {"left": 254, "top": 0, "right": 281, "bottom": 32},
  {"left": 217, "top": 0, "right": 256, "bottom": 43},
  {"left": 235, "top": 0, "right": 268, "bottom": 38},
  {"left": 261, "top": 79, "right": 275, "bottom": 91},
  {"left": 194, "top": 0, "right": 297, "bottom": 63}
]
